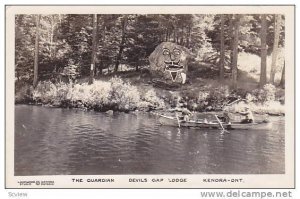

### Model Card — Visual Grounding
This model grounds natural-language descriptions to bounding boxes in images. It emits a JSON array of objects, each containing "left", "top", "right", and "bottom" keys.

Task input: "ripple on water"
[{"left": 14, "top": 105, "right": 285, "bottom": 175}]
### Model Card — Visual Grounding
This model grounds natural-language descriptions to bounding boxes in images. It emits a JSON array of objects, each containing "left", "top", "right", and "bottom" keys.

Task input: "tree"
[
  {"left": 270, "top": 14, "right": 281, "bottom": 84},
  {"left": 15, "top": 14, "right": 286, "bottom": 88},
  {"left": 59, "top": 14, "right": 94, "bottom": 76},
  {"left": 41, "top": 15, "right": 61, "bottom": 61},
  {"left": 259, "top": 14, "right": 267, "bottom": 88},
  {"left": 229, "top": 15, "right": 235, "bottom": 63},
  {"left": 219, "top": 14, "right": 225, "bottom": 81},
  {"left": 89, "top": 14, "right": 98, "bottom": 84},
  {"left": 279, "top": 61, "right": 285, "bottom": 88},
  {"left": 33, "top": 14, "right": 40, "bottom": 87},
  {"left": 96, "top": 14, "right": 105, "bottom": 75},
  {"left": 114, "top": 15, "right": 128, "bottom": 73},
  {"left": 231, "top": 15, "right": 240, "bottom": 89},
  {"left": 15, "top": 15, "right": 36, "bottom": 83},
  {"left": 204, "top": 15, "right": 235, "bottom": 69}
]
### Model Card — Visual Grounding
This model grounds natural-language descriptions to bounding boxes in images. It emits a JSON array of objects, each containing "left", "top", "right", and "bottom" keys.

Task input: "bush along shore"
[
  {"left": 15, "top": 77, "right": 285, "bottom": 116},
  {"left": 16, "top": 77, "right": 165, "bottom": 112}
]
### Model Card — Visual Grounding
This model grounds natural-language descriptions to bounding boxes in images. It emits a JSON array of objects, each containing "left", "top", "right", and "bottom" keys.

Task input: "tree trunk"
[
  {"left": 232, "top": 15, "right": 240, "bottom": 89},
  {"left": 165, "top": 30, "right": 168, "bottom": 41},
  {"left": 114, "top": 15, "right": 127, "bottom": 73},
  {"left": 180, "top": 25, "right": 184, "bottom": 45},
  {"left": 160, "top": 33, "right": 163, "bottom": 42},
  {"left": 99, "top": 22, "right": 106, "bottom": 75},
  {"left": 173, "top": 28, "right": 176, "bottom": 42},
  {"left": 270, "top": 14, "right": 281, "bottom": 84},
  {"left": 186, "top": 25, "right": 191, "bottom": 48},
  {"left": 229, "top": 15, "right": 234, "bottom": 71},
  {"left": 49, "top": 15, "right": 57, "bottom": 60},
  {"left": 259, "top": 14, "right": 268, "bottom": 88},
  {"left": 228, "top": 15, "right": 233, "bottom": 69},
  {"left": 279, "top": 61, "right": 285, "bottom": 88},
  {"left": 50, "top": 19, "right": 54, "bottom": 57},
  {"left": 33, "top": 14, "right": 40, "bottom": 87},
  {"left": 219, "top": 14, "right": 225, "bottom": 81},
  {"left": 89, "top": 14, "right": 98, "bottom": 84},
  {"left": 16, "top": 70, "right": 20, "bottom": 82}
]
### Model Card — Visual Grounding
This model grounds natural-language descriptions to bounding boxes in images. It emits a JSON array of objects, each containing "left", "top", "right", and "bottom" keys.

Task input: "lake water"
[{"left": 15, "top": 105, "right": 285, "bottom": 175}]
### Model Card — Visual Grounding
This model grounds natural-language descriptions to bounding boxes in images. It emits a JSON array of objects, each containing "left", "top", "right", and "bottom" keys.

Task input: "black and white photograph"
[{"left": 5, "top": 5, "right": 295, "bottom": 188}]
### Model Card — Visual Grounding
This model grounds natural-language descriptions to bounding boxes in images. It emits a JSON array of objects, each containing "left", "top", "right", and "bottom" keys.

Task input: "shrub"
[
  {"left": 31, "top": 77, "right": 141, "bottom": 111},
  {"left": 226, "top": 100, "right": 284, "bottom": 115},
  {"left": 197, "top": 91, "right": 209, "bottom": 103},
  {"left": 32, "top": 81, "right": 57, "bottom": 104},
  {"left": 262, "top": 101, "right": 285, "bottom": 115},
  {"left": 15, "top": 83, "right": 33, "bottom": 103},
  {"left": 56, "top": 82, "right": 72, "bottom": 100},
  {"left": 69, "top": 83, "right": 93, "bottom": 105},
  {"left": 262, "top": 84, "right": 276, "bottom": 102},
  {"left": 210, "top": 85, "right": 230, "bottom": 100},
  {"left": 140, "top": 89, "right": 165, "bottom": 109},
  {"left": 251, "top": 84, "right": 276, "bottom": 103},
  {"left": 245, "top": 93, "right": 257, "bottom": 102},
  {"left": 109, "top": 77, "right": 140, "bottom": 110},
  {"left": 206, "top": 85, "right": 230, "bottom": 109},
  {"left": 62, "top": 64, "right": 80, "bottom": 80},
  {"left": 275, "top": 88, "right": 285, "bottom": 104},
  {"left": 89, "top": 81, "right": 113, "bottom": 108},
  {"left": 226, "top": 101, "right": 247, "bottom": 113}
]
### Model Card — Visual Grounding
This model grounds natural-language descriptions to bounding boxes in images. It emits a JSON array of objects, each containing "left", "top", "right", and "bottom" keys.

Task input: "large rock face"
[{"left": 149, "top": 42, "right": 189, "bottom": 84}]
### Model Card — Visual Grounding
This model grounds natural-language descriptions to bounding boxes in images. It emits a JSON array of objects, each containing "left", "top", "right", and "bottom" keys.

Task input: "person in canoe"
[
  {"left": 172, "top": 102, "right": 192, "bottom": 122},
  {"left": 218, "top": 111, "right": 231, "bottom": 124},
  {"left": 239, "top": 106, "right": 254, "bottom": 123},
  {"left": 180, "top": 103, "right": 192, "bottom": 122}
]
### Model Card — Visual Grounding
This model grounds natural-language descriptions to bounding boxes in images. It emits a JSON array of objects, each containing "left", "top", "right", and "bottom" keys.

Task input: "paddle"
[
  {"left": 215, "top": 115, "right": 229, "bottom": 133},
  {"left": 175, "top": 112, "right": 181, "bottom": 128},
  {"left": 222, "top": 98, "right": 245, "bottom": 110}
]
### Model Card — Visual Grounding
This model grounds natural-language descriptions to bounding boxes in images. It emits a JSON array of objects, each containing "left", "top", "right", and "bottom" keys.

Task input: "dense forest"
[{"left": 15, "top": 14, "right": 285, "bottom": 114}]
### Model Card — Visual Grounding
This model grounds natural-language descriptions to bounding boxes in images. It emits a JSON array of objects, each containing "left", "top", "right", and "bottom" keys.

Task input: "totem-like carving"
[{"left": 149, "top": 42, "right": 189, "bottom": 84}]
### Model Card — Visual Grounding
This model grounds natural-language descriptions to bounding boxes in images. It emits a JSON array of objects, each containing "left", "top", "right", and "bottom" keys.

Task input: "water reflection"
[{"left": 15, "top": 105, "right": 285, "bottom": 175}]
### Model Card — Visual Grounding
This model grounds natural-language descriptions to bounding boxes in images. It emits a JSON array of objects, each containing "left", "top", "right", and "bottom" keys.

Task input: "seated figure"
[{"left": 239, "top": 107, "right": 254, "bottom": 123}]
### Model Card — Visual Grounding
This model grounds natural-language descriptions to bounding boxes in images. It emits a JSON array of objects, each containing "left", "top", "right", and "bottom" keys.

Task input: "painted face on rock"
[
  {"left": 149, "top": 42, "right": 189, "bottom": 84},
  {"left": 162, "top": 48, "right": 184, "bottom": 70}
]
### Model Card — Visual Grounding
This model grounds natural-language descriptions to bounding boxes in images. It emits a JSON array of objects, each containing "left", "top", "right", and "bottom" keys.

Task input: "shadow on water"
[{"left": 15, "top": 105, "right": 285, "bottom": 175}]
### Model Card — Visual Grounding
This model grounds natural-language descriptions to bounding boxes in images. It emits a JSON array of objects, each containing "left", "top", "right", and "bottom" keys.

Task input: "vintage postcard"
[{"left": 6, "top": 5, "right": 295, "bottom": 188}]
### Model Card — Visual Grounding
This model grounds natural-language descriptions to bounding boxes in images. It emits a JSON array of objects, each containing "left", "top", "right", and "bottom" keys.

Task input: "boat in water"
[{"left": 158, "top": 114, "right": 271, "bottom": 130}]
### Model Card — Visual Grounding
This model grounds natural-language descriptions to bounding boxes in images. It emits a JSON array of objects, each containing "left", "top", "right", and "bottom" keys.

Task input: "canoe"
[{"left": 158, "top": 114, "right": 271, "bottom": 130}]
